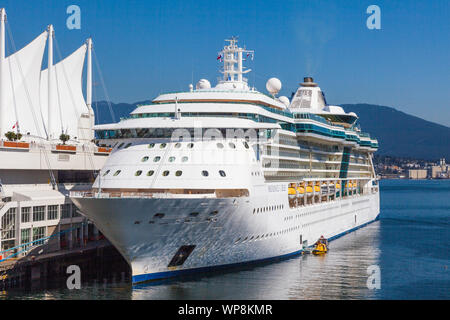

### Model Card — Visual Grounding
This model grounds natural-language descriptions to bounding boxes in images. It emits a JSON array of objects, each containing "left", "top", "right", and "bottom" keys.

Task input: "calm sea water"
[{"left": 2, "top": 179, "right": 449, "bottom": 299}]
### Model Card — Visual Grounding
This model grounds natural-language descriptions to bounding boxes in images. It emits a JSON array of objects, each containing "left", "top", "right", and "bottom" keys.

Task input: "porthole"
[
  {"left": 160, "top": 143, "right": 167, "bottom": 149},
  {"left": 210, "top": 210, "right": 218, "bottom": 215},
  {"left": 175, "top": 171, "right": 182, "bottom": 177},
  {"left": 147, "top": 170, "right": 154, "bottom": 176},
  {"left": 148, "top": 143, "right": 155, "bottom": 149},
  {"left": 175, "top": 142, "right": 181, "bottom": 148},
  {"left": 182, "top": 156, "right": 188, "bottom": 162},
  {"left": 141, "top": 156, "right": 149, "bottom": 162},
  {"left": 135, "top": 170, "right": 142, "bottom": 176},
  {"left": 187, "top": 143, "right": 194, "bottom": 149},
  {"left": 154, "top": 213, "right": 164, "bottom": 219},
  {"left": 219, "top": 170, "right": 226, "bottom": 177},
  {"left": 153, "top": 156, "right": 161, "bottom": 162},
  {"left": 229, "top": 142, "right": 236, "bottom": 149},
  {"left": 113, "top": 170, "right": 121, "bottom": 176},
  {"left": 168, "top": 156, "right": 176, "bottom": 162},
  {"left": 124, "top": 143, "right": 132, "bottom": 148},
  {"left": 162, "top": 170, "right": 169, "bottom": 176},
  {"left": 202, "top": 170, "right": 209, "bottom": 177},
  {"left": 217, "top": 143, "right": 224, "bottom": 149},
  {"left": 189, "top": 212, "right": 199, "bottom": 217},
  {"left": 243, "top": 141, "right": 249, "bottom": 149},
  {"left": 102, "top": 170, "right": 110, "bottom": 176}
]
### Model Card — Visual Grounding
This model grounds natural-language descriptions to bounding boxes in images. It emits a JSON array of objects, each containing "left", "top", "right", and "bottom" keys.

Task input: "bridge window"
[
  {"left": 217, "top": 143, "right": 224, "bottom": 149},
  {"left": 229, "top": 142, "right": 236, "bottom": 149},
  {"left": 187, "top": 143, "right": 194, "bottom": 149},
  {"left": 153, "top": 156, "right": 161, "bottom": 162},
  {"left": 141, "top": 156, "right": 149, "bottom": 162},
  {"left": 113, "top": 170, "right": 121, "bottom": 176},
  {"left": 162, "top": 171, "right": 170, "bottom": 176},
  {"left": 147, "top": 170, "right": 154, "bottom": 176},
  {"left": 148, "top": 143, "right": 155, "bottom": 149},
  {"left": 135, "top": 170, "right": 142, "bottom": 176},
  {"left": 219, "top": 170, "right": 226, "bottom": 177},
  {"left": 160, "top": 143, "right": 167, "bottom": 149},
  {"left": 182, "top": 156, "right": 189, "bottom": 162},
  {"left": 202, "top": 170, "right": 209, "bottom": 177},
  {"left": 175, "top": 171, "right": 182, "bottom": 177},
  {"left": 102, "top": 170, "right": 110, "bottom": 176},
  {"left": 168, "top": 156, "right": 176, "bottom": 162}
]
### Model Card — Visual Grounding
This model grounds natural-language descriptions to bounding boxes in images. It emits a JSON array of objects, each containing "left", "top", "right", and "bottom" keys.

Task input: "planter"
[
  {"left": 1, "top": 141, "right": 30, "bottom": 149},
  {"left": 54, "top": 144, "right": 77, "bottom": 152},
  {"left": 95, "top": 147, "right": 112, "bottom": 154}
]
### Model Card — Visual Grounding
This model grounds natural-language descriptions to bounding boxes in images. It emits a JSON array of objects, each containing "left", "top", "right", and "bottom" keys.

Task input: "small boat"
[{"left": 312, "top": 236, "right": 328, "bottom": 255}]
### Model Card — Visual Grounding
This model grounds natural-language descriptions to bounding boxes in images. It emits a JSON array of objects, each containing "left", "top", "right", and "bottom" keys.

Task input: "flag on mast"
[{"left": 12, "top": 121, "right": 18, "bottom": 129}]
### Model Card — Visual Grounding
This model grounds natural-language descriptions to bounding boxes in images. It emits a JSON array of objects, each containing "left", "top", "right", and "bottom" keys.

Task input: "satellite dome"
[
  {"left": 278, "top": 96, "right": 290, "bottom": 107},
  {"left": 266, "top": 78, "right": 282, "bottom": 96},
  {"left": 196, "top": 79, "right": 211, "bottom": 90}
]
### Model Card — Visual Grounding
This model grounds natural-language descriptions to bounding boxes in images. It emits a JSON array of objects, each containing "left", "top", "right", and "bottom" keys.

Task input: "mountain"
[
  {"left": 92, "top": 100, "right": 450, "bottom": 161},
  {"left": 341, "top": 104, "right": 450, "bottom": 160}
]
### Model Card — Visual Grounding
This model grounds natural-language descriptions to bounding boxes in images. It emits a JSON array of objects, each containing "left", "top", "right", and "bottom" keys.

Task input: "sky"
[{"left": 3, "top": 0, "right": 450, "bottom": 126}]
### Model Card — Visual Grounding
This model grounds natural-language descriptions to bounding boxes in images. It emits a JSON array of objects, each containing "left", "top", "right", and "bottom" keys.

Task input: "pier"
[{"left": 0, "top": 239, "right": 131, "bottom": 290}]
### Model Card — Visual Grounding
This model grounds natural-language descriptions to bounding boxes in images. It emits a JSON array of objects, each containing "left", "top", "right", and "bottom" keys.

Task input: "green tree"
[{"left": 59, "top": 133, "right": 70, "bottom": 145}]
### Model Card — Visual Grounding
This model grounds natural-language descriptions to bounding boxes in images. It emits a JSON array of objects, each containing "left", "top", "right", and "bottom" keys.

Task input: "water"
[{"left": 2, "top": 179, "right": 449, "bottom": 299}]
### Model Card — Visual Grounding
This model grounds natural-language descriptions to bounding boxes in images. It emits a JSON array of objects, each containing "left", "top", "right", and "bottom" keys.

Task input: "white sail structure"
[
  {"left": 40, "top": 43, "right": 90, "bottom": 141},
  {"left": 1, "top": 31, "right": 48, "bottom": 138}
]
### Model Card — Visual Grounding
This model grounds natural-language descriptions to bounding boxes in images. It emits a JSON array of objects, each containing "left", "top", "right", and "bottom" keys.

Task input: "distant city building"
[{"left": 408, "top": 169, "right": 427, "bottom": 179}]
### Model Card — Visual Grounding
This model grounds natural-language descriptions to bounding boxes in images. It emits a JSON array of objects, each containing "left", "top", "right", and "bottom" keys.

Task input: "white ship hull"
[{"left": 72, "top": 184, "right": 380, "bottom": 284}]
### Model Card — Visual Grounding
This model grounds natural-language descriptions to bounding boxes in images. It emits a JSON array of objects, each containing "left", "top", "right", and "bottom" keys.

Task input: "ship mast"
[
  {"left": 47, "top": 24, "right": 54, "bottom": 140},
  {"left": 86, "top": 38, "right": 92, "bottom": 110},
  {"left": 217, "top": 37, "right": 253, "bottom": 89},
  {"left": 0, "top": 8, "right": 6, "bottom": 138}
]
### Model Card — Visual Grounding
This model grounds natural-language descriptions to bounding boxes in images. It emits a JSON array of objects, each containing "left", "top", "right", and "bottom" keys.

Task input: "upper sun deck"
[{"left": 93, "top": 38, "right": 378, "bottom": 152}]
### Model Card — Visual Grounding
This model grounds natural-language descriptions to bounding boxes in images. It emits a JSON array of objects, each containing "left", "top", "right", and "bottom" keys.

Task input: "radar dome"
[
  {"left": 266, "top": 78, "right": 282, "bottom": 96},
  {"left": 278, "top": 96, "right": 290, "bottom": 107},
  {"left": 196, "top": 79, "right": 211, "bottom": 90}
]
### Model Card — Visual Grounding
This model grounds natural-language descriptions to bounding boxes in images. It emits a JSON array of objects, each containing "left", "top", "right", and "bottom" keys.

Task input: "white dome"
[
  {"left": 196, "top": 79, "right": 211, "bottom": 90},
  {"left": 278, "top": 96, "right": 290, "bottom": 107},
  {"left": 266, "top": 78, "right": 282, "bottom": 96}
]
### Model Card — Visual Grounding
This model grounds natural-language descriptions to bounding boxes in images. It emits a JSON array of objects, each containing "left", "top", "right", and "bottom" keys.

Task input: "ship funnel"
[{"left": 300, "top": 77, "right": 318, "bottom": 87}]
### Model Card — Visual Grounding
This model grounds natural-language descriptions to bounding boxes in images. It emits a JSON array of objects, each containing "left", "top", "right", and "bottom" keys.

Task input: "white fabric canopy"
[
  {"left": 2, "top": 31, "right": 48, "bottom": 138},
  {"left": 40, "top": 43, "right": 88, "bottom": 140}
]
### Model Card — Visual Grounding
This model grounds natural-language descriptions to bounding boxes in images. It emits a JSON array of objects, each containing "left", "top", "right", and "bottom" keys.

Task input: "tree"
[
  {"left": 59, "top": 133, "right": 70, "bottom": 145},
  {"left": 5, "top": 131, "right": 16, "bottom": 141}
]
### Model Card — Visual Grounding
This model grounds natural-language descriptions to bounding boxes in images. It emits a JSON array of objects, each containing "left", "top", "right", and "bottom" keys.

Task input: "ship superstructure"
[
  {"left": 71, "top": 37, "right": 380, "bottom": 284},
  {"left": 0, "top": 9, "right": 109, "bottom": 259}
]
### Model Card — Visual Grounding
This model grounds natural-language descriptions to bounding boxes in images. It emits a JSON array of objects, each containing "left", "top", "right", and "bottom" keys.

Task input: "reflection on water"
[{"left": 1, "top": 180, "right": 449, "bottom": 299}]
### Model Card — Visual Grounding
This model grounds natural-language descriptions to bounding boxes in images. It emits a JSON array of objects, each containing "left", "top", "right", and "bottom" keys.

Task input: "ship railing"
[{"left": 71, "top": 189, "right": 249, "bottom": 199}]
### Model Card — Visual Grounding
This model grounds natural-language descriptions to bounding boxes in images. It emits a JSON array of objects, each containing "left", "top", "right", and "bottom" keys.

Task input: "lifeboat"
[
  {"left": 288, "top": 187, "right": 296, "bottom": 198},
  {"left": 306, "top": 186, "right": 313, "bottom": 193},
  {"left": 336, "top": 183, "right": 341, "bottom": 189},
  {"left": 314, "top": 185, "right": 320, "bottom": 193},
  {"left": 312, "top": 236, "right": 328, "bottom": 255},
  {"left": 297, "top": 186, "right": 305, "bottom": 195}
]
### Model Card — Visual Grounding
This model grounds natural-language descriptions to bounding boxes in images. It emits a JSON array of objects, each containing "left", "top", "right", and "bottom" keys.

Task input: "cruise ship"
[
  {"left": 71, "top": 38, "right": 380, "bottom": 284},
  {"left": 0, "top": 8, "right": 109, "bottom": 261}
]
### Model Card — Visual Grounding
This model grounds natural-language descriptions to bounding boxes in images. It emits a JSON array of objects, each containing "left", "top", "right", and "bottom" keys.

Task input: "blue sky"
[{"left": 4, "top": 0, "right": 450, "bottom": 126}]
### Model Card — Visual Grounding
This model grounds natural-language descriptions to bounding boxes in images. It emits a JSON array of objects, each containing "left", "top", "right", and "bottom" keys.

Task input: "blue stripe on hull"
[{"left": 132, "top": 214, "right": 380, "bottom": 285}]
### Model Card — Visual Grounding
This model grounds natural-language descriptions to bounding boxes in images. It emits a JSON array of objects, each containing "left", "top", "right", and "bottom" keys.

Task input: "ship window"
[
  {"left": 124, "top": 143, "right": 132, "bottom": 148},
  {"left": 113, "top": 170, "right": 121, "bottom": 176},
  {"left": 219, "top": 170, "right": 226, "bottom": 177},
  {"left": 175, "top": 171, "right": 182, "bottom": 176},
  {"left": 182, "top": 156, "right": 188, "bottom": 162},
  {"left": 217, "top": 143, "right": 224, "bottom": 149},
  {"left": 135, "top": 170, "right": 142, "bottom": 176},
  {"left": 175, "top": 142, "right": 181, "bottom": 148},
  {"left": 154, "top": 213, "right": 164, "bottom": 219},
  {"left": 141, "top": 156, "right": 149, "bottom": 162},
  {"left": 102, "top": 170, "right": 110, "bottom": 176},
  {"left": 168, "top": 156, "right": 176, "bottom": 162},
  {"left": 243, "top": 141, "right": 250, "bottom": 149},
  {"left": 162, "top": 170, "right": 170, "bottom": 176},
  {"left": 202, "top": 170, "right": 209, "bottom": 177},
  {"left": 153, "top": 156, "right": 161, "bottom": 162},
  {"left": 229, "top": 142, "right": 236, "bottom": 149},
  {"left": 189, "top": 212, "right": 199, "bottom": 217},
  {"left": 187, "top": 143, "right": 194, "bottom": 149},
  {"left": 117, "top": 143, "right": 125, "bottom": 149},
  {"left": 148, "top": 143, "right": 155, "bottom": 149},
  {"left": 160, "top": 143, "right": 167, "bottom": 149},
  {"left": 210, "top": 210, "right": 218, "bottom": 215},
  {"left": 147, "top": 170, "right": 155, "bottom": 176}
]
